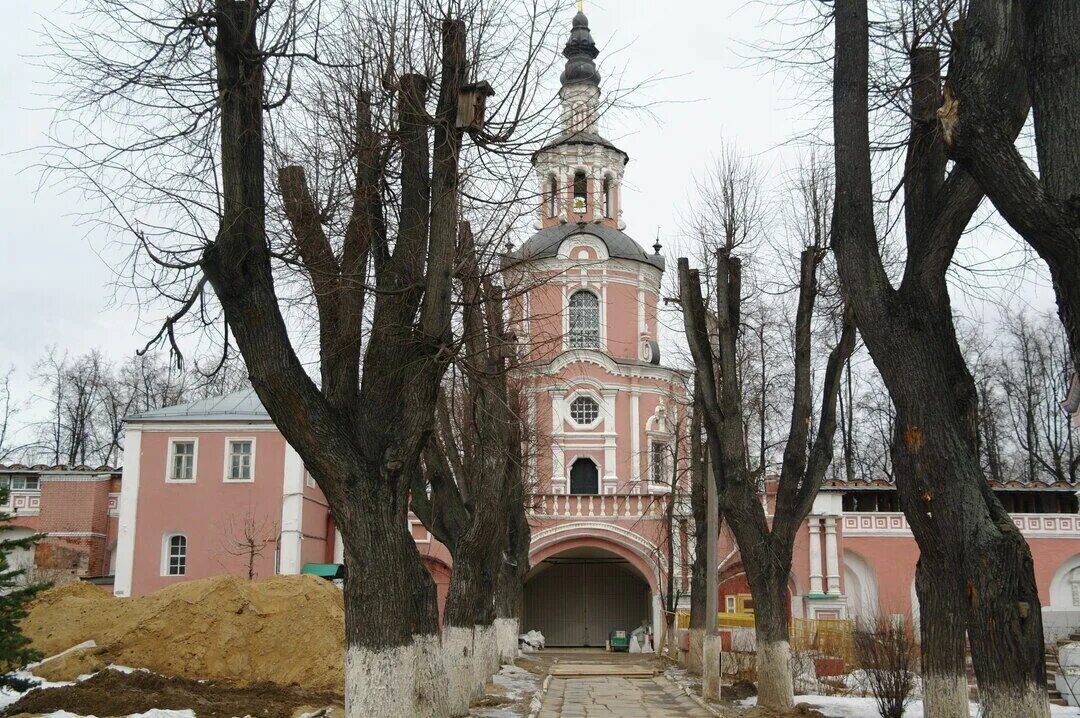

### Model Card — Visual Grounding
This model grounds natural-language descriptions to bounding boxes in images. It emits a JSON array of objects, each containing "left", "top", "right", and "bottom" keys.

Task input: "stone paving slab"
[{"left": 537, "top": 675, "right": 714, "bottom": 718}]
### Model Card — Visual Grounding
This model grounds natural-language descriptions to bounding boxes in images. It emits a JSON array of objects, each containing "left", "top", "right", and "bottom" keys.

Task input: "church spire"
[{"left": 559, "top": 10, "right": 601, "bottom": 89}]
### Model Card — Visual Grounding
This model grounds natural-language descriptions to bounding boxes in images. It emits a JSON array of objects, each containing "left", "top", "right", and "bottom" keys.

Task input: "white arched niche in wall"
[
  {"left": 843, "top": 550, "right": 880, "bottom": 623},
  {"left": 1049, "top": 554, "right": 1080, "bottom": 609}
]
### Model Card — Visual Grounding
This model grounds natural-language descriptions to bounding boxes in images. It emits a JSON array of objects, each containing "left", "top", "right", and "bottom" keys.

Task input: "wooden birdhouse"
[{"left": 457, "top": 81, "right": 495, "bottom": 131}]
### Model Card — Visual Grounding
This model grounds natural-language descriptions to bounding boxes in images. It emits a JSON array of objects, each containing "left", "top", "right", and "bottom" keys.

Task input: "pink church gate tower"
[{"left": 502, "top": 10, "right": 690, "bottom": 646}]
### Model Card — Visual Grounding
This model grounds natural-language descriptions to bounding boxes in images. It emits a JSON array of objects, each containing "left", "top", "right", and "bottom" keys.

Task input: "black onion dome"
[{"left": 559, "top": 12, "right": 601, "bottom": 88}]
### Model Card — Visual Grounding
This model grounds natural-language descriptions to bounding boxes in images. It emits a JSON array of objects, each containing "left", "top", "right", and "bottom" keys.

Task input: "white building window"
[
  {"left": 568, "top": 291, "right": 600, "bottom": 349},
  {"left": 0, "top": 476, "right": 39, "bottom": 491},
  {"left": 225, "top": 439, "right": 255, "bottom": 482},
  {"left": 570, "top": 396, "right": 600, "bottom": 425},
  {"left": 547, "top": 176, "right": 558, "bottom": 217},
  {"left": 167, "top": 439, "right": 197, "bottom": 482},
  {"left": 603, "top": 177, "right": 613, "bottom": 218},
  {"left": 163, "top": 534, "right": 187, "bottom": 576}
]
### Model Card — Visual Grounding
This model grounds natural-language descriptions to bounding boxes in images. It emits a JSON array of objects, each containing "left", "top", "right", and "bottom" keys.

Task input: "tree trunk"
[
  {"left": 748, "top": 559, "right": 794, "bottom": 711},
  {"left": 915, "top": 556, "right": 969, "bottom": 717},
  {"left": 341, "top": 477, "right": 445, "bottom": 718}
]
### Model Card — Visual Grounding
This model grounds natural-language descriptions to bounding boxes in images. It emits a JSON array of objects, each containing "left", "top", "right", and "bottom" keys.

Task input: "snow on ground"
[
  {"left": 470, "top": 663, "right": 544, "bottom": 717},
  {"left": 739, "top": 695, "right": 1080, "bottom": 717}
]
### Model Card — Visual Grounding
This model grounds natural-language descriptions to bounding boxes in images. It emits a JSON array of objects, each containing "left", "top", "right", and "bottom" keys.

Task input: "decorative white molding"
[{"left": 841, "top": 512, "right": 1080, "bottom": 538}]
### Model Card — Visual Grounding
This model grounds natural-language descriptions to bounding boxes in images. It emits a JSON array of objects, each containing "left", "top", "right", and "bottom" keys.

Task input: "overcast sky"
[{"left": 0, "top": 0, "right": 1057, "bottom": 442}]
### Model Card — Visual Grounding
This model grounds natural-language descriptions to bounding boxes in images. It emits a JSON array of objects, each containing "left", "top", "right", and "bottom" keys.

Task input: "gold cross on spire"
[{"left": 577, "top": 0, "right": 584, "bottom": 12}]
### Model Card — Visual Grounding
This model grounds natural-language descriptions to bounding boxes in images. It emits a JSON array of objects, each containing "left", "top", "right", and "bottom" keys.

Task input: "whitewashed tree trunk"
[
  {"left": 686, "top": 628, "right": 704, "bottom": 674},
  {"left": 494, "top": 617, "right": 519, "bottom": 663},
  {"left": 755, "top": 640, "right": 794, "bottom": 711},
  {"left": 345, "top": 635, "right": 447, "bottom": 718}
]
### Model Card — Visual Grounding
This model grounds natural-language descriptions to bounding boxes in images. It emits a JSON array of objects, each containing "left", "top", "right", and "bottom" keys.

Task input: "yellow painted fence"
[{"left": 674, "top": 611, "right": 855, "bottom": 664}]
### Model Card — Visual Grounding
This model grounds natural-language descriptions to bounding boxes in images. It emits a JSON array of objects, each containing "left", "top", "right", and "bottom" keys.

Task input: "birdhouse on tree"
[{"left": 457, "top": 81, "right": 495, "bottom": 131}]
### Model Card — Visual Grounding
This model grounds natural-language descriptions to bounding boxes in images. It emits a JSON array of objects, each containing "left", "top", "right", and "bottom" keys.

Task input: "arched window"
[
  {"left": 163, "top": 534, "right": 187, "bottom": 576},
  {"left": 1070, "top": 567, "right": 1080, "bottom": 607},
  {"left": 569, "top": 396, "right": 600, "bottom": 425},
  {"left": 573, "top": 171, "right": 588, "bottom": 213},
  {"left": 547, "top": 176, "right": 558, "bottom": 217},
  {"left": 603, "top": 177, "right": 613, "bottom": 218},
  {"left": 567, "top": 291, "right": 600, "bottom": 348},
  {"left": 569, "top": 458, "right": 599, "bottom": 495}
]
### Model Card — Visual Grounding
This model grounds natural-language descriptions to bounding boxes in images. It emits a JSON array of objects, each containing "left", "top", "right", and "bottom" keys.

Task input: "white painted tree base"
[
  {"left": 345, "top": 635, "right": 447, "bottom": 718},
  {"left": 922, "top": 674, "right": 969, "bottom": 718},
  {"left": 442, "top": 626, "right": 481, "bottom": 717},
  {"left": 474, "top": 623, "right": 499, "bottom": 680},
  {"left": 980, "top": 683, "right": 1051, "bottom": 718},
  {"left": 494, "top": 617, "right": 519, "bottom": 663},
  {"left": 755, "top": 639, "right": 794, "bottom": 711}
]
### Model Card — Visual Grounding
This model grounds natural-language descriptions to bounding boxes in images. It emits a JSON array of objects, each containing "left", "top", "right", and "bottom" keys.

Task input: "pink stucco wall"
[{"left": 130, "top": 429, "right": 287, "bottom": 596}]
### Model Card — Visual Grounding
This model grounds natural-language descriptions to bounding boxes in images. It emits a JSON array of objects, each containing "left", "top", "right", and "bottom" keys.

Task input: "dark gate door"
[{"left": 523, "top": 560, "right": 650, "bottom": 646}]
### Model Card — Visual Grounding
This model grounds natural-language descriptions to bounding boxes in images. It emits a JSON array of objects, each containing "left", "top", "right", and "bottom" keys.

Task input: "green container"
[{"left": 608, "top": 629, "right": 629, "bottom": 652}]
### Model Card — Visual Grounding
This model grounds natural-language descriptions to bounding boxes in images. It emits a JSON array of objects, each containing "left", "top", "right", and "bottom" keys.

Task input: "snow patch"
[{"left": 738, "top": 694, "right": 1080, "bottom": 717}]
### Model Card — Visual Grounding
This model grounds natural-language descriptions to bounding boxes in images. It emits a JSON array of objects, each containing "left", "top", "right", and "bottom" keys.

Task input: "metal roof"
[
  {"left": 509, "top": 223, "right": 664, "bottom": 270},
  {"left": 125, "top": 387, "right": 269, "bottom": 423}
]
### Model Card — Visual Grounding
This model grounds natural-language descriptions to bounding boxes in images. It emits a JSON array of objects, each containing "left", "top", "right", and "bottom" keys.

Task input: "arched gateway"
[{"left": 524, "top": 545, "right": 653, "bottom": 646}]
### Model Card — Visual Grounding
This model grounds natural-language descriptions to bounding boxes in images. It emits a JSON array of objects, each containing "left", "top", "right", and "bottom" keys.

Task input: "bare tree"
[
  {"left": 43, "top": 1, "right": 566, "bottom": 714},
  {"left": 830, "top": 0, "right": 1051, "bottom": 712},
  {"left": 679, "top": 229, "right": 856, "bottom": 710},
  {"left": 219, "top": 510, "right": 278, "bottom": 580},
  {"left": 944, "top": 0, "right": 1080, "bottom": 389}
]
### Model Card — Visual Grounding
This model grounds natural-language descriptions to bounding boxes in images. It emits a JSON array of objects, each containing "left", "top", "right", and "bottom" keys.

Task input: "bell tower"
[{"left": 533, "top": 11, "right": 628, "bottom": 230}]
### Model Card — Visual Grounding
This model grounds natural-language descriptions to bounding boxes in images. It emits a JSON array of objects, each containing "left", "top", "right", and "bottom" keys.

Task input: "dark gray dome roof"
[
  {"left": 560, "top": 12, "right": 601, "bottom": 88},
  {"left": 510, "top": 223, "right": 664, "bottom": 270}
]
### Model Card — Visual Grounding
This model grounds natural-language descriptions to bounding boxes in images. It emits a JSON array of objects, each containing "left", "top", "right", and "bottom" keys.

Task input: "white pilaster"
[
  {"left": 278, "top": 444, "right": 306, "bottom": 574},
  {"left": 333, "top": 529, "right": 344, "bottom": 564},
  {"left": 602, "top": 388, "right": 618, "bottom": 490},
  {"left": 113, "top": 428, "right": 142, "bottom": 597},
  {"left": 630, "top": 390, "right": 640, "bottom": 489},
  {"left": 808, "top": 517, "right": 823, "bottom": 595},
  {"left": 824, "top": 516, "right": 841, "bottom": 595}
]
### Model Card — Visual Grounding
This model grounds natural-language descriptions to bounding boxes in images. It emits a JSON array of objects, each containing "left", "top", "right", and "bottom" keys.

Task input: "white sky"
[{"left": 0, "top": 0, "right": 1058, "bottom": 440}]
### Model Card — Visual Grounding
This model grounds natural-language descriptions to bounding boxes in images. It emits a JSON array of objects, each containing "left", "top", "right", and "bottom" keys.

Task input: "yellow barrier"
[
  {"left": 672, "top": 611, "right": 856, "bottom": 664},
  {"left": 790, "top": 617, "right": 855, "bottom": 664}
]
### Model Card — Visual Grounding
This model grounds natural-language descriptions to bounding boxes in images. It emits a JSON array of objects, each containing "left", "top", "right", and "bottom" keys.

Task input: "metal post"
[{"left": 702, "top": 451, "right": 721, "bottom": 702}]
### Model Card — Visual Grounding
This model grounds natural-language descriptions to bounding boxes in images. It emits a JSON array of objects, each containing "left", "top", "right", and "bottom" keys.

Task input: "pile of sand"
[{"left": 21, "top": 574, "right": 346, "bottom": 691}]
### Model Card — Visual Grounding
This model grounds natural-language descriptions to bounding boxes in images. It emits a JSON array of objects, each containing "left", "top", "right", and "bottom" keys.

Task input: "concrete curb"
[
  {"left": 526, "top": 673, "right": 553, "bottom": 718},
  {"left": 668, "top": 675, "right": 723, "bottom": 718}
]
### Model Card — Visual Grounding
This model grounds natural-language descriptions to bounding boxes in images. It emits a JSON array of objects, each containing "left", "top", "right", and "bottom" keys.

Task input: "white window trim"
[
  {"left": 160, "top": 532, "right": 188, "bottom": 577},
  {"left": 222, "top": 436, "right": 257, "bottom": 483},
  {"left": 165, "top": 438, "right": 199, "bottom": 483}
]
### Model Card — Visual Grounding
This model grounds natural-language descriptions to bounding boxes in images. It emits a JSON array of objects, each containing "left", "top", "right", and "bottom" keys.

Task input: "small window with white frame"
[
  {"left": 224, "top": 438, "right": 255, "bottom": 482},
  {"left": 167, "top": 439, "right": 197, "bottom": 482},
  {"left": 163, "top": 533, "right": 187, "bottom": 576},
  {"left": 569, "top": 396, "right": 600, "bottom": 425},
  {"left": 650, "top": 442, "right": 668, "bottom": 485}
]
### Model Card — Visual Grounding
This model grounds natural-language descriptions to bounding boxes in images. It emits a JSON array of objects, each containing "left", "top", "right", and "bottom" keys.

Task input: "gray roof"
[
  {"left": 126, "top": 388, "right": 270, "bottom": 423},
  {"left": 509, "top": 223, "right": 665, "bottom": 270},
  {"left": 532, "top": 130, "right": 629, "bottom": 165}
]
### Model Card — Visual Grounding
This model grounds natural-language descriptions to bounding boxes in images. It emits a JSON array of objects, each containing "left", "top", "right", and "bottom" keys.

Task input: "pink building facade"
[{"left": 110, "top": 11, "right": 1080, "bottom": 648}]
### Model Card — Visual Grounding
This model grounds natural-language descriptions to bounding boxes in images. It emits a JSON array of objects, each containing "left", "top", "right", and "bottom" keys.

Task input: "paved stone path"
[{"left": 537, "top": 674, "right": 713, "bottom": 718}]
